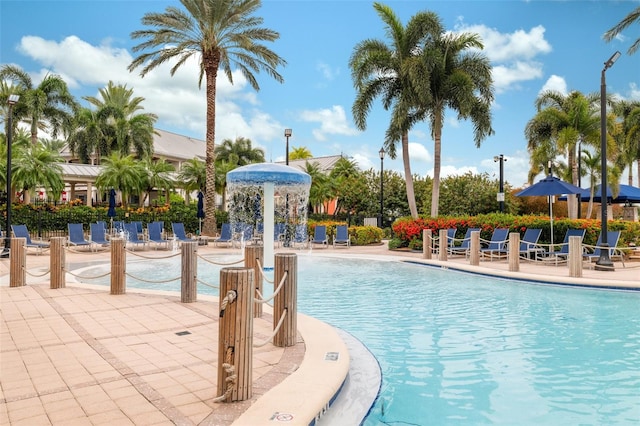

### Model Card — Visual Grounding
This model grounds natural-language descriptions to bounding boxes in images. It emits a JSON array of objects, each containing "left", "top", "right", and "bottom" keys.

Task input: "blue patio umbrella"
[
  {"left": 516, "top": 175, "right": 583, "bottom": 246},
  {"left": 197, "top": 191, "right": 205, "bottom": 234},
  {"left": 107, "top": 189, "right": 117, "bottom": 233},
  {"left": 559, "top": 184, "right": 640, "bottom": 204}
]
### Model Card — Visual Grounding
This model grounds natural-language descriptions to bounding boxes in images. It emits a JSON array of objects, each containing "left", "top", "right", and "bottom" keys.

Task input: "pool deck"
[{"left": 1, "top": 242, "right": 638, "bottom": 425}]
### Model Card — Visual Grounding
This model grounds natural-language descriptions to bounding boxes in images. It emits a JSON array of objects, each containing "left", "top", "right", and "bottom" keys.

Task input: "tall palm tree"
[
  {"left": 604, "top": 6, "right": 640, "bottom": 55},
  {"left": 67, "top": 106, "right": 119, "bottom": 164},
  {"left": 612, "top": 100, "right": 640, "bottom": 186},
  {"left": 350, "top": 3, "right": 442, "bottom": 219},
  {"left": 128, "top": 0, "right": 286, "bottom": 235},
  {"left": 0, "top": 64, "right": 78, "bottom": 145},
  {"left": 214, "top": 136, "right": 265, "bottom": 166}
]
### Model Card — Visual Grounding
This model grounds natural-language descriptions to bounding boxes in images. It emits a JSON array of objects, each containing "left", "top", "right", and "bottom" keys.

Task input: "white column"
[{"left": 263, "top": 182, "right": 275, "bottom": 269}]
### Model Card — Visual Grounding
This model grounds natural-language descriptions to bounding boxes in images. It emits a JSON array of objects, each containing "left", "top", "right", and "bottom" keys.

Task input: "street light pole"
[
  {"left": 378, "top": 147, "right": 385, "bottom": 228},
  {"left": 2, "top": 94, "right": 20, "bottom": 258},
  {"left": 595, "top": 50, "right": 620, "bottom": 271},
  {"left": 284, "top": 128, "right": 292, "bottom": 166},
  {"left": 577, "top": 139, "right": 582, "bottom": 218},
  {"left": 494, "top": 154, "right": 506, "bottom": 213}
]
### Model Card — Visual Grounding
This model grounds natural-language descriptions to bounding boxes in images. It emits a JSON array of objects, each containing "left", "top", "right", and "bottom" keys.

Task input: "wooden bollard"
[
  {"left": 273, "top": 253, "right": 297, "bottom": 347},
  {"left": 438, "top": 229, "right": 448, "bottom": 261},
  {"left": 244, "top": 245, "right": 264, "bottom": 318},
  {"left": 508, "top": 232, "right": 520, "bottom": 272},
  {"left": 422, "top": 229, "right": 432, "bottom": 259},
  {"left": 469, "top": 231, "right": 480, "bottom": 266},
  {"left": 110, "top": 238, "right": 126, "bottom": 294},
  {"left": 50, "top": 237, "right": 66, "bottom": 289},
  {"left": 181, "top": 241, "right": 198, "bottom": 303},
  {"left": 218, "top": 267, "right": 254, "bottom": 402},
  {"left": 9, "top": 237, "right": 26, "bottom": 287},
  {"left": 568, "top": 235, "right": 583, "bottom": 278}
]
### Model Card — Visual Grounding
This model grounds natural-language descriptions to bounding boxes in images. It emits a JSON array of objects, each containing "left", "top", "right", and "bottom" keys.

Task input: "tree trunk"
[
  {"left": 202, "top": 51, "right": 219, "bottom": 236},
  {"left": 402, "top": 131, "right": 418, "bottom": 218},
  {"left": 567, "top": 143, "right": 577, "bottom": 219},
  {"left": 430, "top": 115, "right": 443, "bottom": 218}
]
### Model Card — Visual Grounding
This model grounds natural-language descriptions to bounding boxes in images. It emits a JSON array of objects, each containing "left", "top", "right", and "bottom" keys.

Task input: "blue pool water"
[{"left": 81, "top": 255, "right": 640, "bottom": 425}]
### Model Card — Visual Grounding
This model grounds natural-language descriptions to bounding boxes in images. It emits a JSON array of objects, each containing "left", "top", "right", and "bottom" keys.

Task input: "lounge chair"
[
  {"left": 274, "top": 223, "right": 286, "bottom": 247},
  {"left": 291, "top": 224, "right": 308, "bottom": 249},
  {"left": 147, "top": 221, "right": 170, "bottom": 250},
  {"left": 113, "top": 220, "right": 126, "bottom": 235},
  {"left": 480, "top": 228, "right": 510, "bottom": 260},
  {"left": 171, "top": 222, "right": 196, "bottom": 243},
  {"left": 310, "top": 225, "right": 328, "bottom": 248},
  {"left": 89, "top": 222, "right": 110, "bottom": 249},
  {"left": 333, "top": 224, "right": 351, "bottom": 248},
  {"left": 214, "top": 223, "right": 233, "bottom": 247},
  {"left": 539, "top": 228, "right": 586, "bottom": 265},
  {"left": 67, "top": 223, "right": 93, "bottom": 250},
  {"left": 583, "top": 230, "right": 624, "bottom": 267},
  {"left": 124, "top": 222, "right": 147, "bottom": 250},
  {"left": 441, "top": 228, "right": 457, "bottom": 254},
  {"left": 10, "top": 224, "right": 49, "bottom": 254},
  {"left": 518, "top": 228, "right": 543, "bottom": 259},
  {"left": 231, "top": 222, "right": 253, "bottom": 247},
  {"left": 449, "top": 228, "right": 480, "bottom": 257}
]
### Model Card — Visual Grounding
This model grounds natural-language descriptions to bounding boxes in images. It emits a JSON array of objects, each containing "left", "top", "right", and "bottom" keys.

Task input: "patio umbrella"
[
  {"left": 197, "top": 191, "right": 205, "bottom": 235},
  {"left": 107, "top": 189, "right": 117, "bottom": 233},
  {"left": 516, "top": 175, "right": 584, "bottom": 246}
]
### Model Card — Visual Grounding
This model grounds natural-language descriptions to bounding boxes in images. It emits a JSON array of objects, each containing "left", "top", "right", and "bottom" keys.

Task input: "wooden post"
[
  {"left": 469, "top": 231, "right": 480, "bottom": 266},
  {"left": 422, "top": 229, "right": 432, "bottom": 259},
  {"left": 438, "top": 229, "right": 448, "bottom": 261},
  {"left": 244, "top": 245, "right": 264, "bottom": 318},
  {"left": 181, "top": 241, "right": 198, "bottom": 303},
  {"left": 568, "top": 235, "right": 583, "bottom": 278},
  {"left": 9, "top": 237, "right": 25, "bottom": 287},
  {"left": 508, "top": 232, "right": 520, "bottom": 272},
  {"left": 218, "top": 267, "right": 254, "bottom": 402},
  {"left": 273, "top": 253, "right": 297, "bottom": 347},
  {"left": 50, "top": 237, "right": 66, "bottom": 289},
  {"left": 110, "top": 238, "right": 126, "bottom": 295}
]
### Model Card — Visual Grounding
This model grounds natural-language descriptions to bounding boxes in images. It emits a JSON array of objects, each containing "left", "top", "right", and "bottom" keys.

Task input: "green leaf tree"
[
  {"left": 289, "top": 146, "right": 312, "bottom": 160},
  {"left": 604, "top": 6, "right": 640, "bottom": 55},
  {"left": 129, "top": 0, "right": 286, "bottom": 235},
  {"left": 140, "top": 158, "right": 175, "bottom": 207},
  {"left": 177, "top": 157, "right": 206, "bottom": 203},
  {"left": 12, "top": 135, "right": 65, "bottom": 204},
  {"left": 95, "top": 153, "right": 146, "bottom": 207}
]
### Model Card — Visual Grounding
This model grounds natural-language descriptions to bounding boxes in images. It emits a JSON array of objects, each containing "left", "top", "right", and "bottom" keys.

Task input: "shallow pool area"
[{"left": 79, "top": 254, "right": 640, "bottom": 425}]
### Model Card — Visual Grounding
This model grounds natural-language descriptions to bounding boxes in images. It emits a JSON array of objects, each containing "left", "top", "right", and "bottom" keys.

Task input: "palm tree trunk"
[
  {"left": 431, "top": 124, "right": 442, "bottom": 218},
  {"left": 567, "top": 144, "right": 577, "bottom": 219},
  {"left": 202, "top": 52, "right": 219, "bottom": 236},
  {"left": 401, "top": 131, "right": 418, "bottom": 218}
]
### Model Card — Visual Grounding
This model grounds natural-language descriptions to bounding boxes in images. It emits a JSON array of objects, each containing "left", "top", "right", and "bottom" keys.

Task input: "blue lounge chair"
[
  {"left": 310, "top": 225, "right": 328, "bottom": 248},
  {"left": 113, "top": 220, "right": 126, "bottom": 235},
  {"left": 333, "top": 224, "right": 350, "bottom": 248},
  {"left": 274, "top": 223, "right": 286, "bottom": 247},
  {"left": 480, "top": 228, "right": 510, "bottom": 260},
  {"left": 441, "top": 228, "right": 457, "bottom": 254},
  {"left": 214, "top": 223, "right": 233, "bottom": 247},
  {"left": 540, "top": 228, "right": 586, "bottom": 264},
  {"left": 10, "top": 224, "right": 49, "bottom": 254},
  {"left": 147, "top": 221, "right": 169, "bottom": 250},
  {"left": 583, "top": 230, "right": 624, "bottom": 267},
  {"left": 171, "top": 222, "right": 196, "bottom": 243},
  {"left": 124, "top": 222, "right": 147, "bottom": 250},
  {"left": 90, "top": 222, "right": 110, "bottom": 249},
  {"left": 450, "top": 228, "right": 481, "bottom": 256},
  {"left": 67, "top": 223, "right": 93, "bottom": 250},
  {"left": 518, "top": 228, "right": 543, "bottom": 259}
]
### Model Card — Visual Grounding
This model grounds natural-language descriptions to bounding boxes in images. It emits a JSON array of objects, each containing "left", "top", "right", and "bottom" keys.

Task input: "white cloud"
[
  {"left": 316, "top": 61, "right": 339, "bottom": 81},
  {"left": 539, "top": 75, "right": 568, "bottom": 95},
  {"left": 299, "top": 105, "right": 359, "bottom": 141},
  {"left": 408, "top": 142, "right": 431, "bottom": 163}
]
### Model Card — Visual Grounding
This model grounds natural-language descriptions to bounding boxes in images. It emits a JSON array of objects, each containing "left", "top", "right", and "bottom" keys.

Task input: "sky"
[{"left": 1, "top": 0, "right": 639, "bottom": 188}]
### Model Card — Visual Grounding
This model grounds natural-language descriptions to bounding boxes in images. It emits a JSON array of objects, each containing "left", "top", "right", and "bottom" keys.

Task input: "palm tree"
[
  {"left": 12, "top": 136, "right": 65, "bottom": 204},
  {"left": 350, "top": 3, "right": 442, "bottom": 219},
  {"left": 177, "top": 157, "right": 206, "bottom": 204},
  {"left": 524, "top": 91, "right": 600, "bottom": 218},
  {"left": 140, "top": 158, "right": 175, "bottom": 206},
  {"left": 0, "top": 64, "right": 78, "bottom": 145},
  {"left": 604, "top": 6, "right": 640, "bottom": 55},
  {"left": 95, "top": 153, "right": 146, "bottom": 207},
  {"left": 289, "top": 146, "right": 312, "bottom": 160},
  {"left": 128, "top": 0, "right": 286, "bottom": 235},
  {"left": 612, "top": 100, "right": 640, "bottom": 186},
  {"left": 214, "top": 136, "right": 265, "bottom": 166},
  {"left": 67, "top": 106, "right": 118, "bottom": 164},
  {"left": 214, "top": 160, "right": 237, "bottom": 211}
]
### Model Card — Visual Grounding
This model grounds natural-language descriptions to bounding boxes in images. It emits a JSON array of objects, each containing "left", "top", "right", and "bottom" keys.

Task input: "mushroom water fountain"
[{"left": 226, "top": 163, "right": 311, "bottom": 269}]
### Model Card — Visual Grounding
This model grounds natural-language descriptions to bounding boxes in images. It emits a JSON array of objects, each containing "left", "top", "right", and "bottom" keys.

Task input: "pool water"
[{"left": 82, "top": 255, "right": 640, "bottom": 425}]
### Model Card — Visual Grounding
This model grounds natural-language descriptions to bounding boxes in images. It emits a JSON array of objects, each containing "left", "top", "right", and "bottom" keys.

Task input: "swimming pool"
[{"left": 81, "top": 255, "right": 640, "bottom": 425}]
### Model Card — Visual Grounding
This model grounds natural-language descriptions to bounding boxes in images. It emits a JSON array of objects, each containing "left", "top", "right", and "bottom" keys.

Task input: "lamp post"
[
  {"left": 378, "top": 147, "right": 385, "bottom": 228},
  {"left": 284, "top": 128, "right": 292, "bottom": 165},
  {"left": 596, "top": 50, "right": 621, "bottom": 271},
  {"left": 2, "top": 94, "right": 20, "bottom": 258},
  {"left": 493, "top": 154, "right": 506, "bottom": 213},
  {"left": 577, "top": 139, "right": 582, "bottom": 219}
]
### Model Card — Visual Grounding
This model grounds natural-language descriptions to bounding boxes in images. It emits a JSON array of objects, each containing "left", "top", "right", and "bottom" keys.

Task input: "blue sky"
[{"left": 1, "top": 0, "right": 639, "bottom": 187}]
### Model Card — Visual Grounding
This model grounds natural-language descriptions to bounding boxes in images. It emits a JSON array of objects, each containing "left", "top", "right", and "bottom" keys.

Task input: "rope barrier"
[
  {"left": 197, "top": 254, "right": 244, "bottom": 266},
  {"left": 25, "top": 268, "right": 50, "bottom": 278},
  {"left": 219, "top": 290, "right": 237, "bottom": 318},
  {"left": 212, "top": 346, "right": 237, "bottom": 403},
  {"left": 255, "top": 259, "right": 274, "bottom": 284},
  {"left": 124, "top": 272, "right": 181, "bottom": 284},
  {"left": 196, "top": 278, "right": 219, "bottom": 290},
  {"left": 254, "top": 289, "right": 273, "bottom": 307},
  {"left": 67, "top": 270, "right": 111, "bottom": 279},
  {"left": 254, "top": 271, "right": 287, "bottom": 304},
  {"left": 124, "top": 249, "right": 181, "bottom": 259},
  {"left": 253, "top": 308, "right": 287, "bottom": 348}
]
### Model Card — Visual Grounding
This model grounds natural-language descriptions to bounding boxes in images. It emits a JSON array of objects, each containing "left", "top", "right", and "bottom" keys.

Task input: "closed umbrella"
[
  {"left": 107, "top": 189, "right": 117, "bottom": 233},
  {"left": 197, "top": 191, "right": 205, "bottom": 235},
  {"left": 516, "top": 175, "right": 583, "bottom": 246}
]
